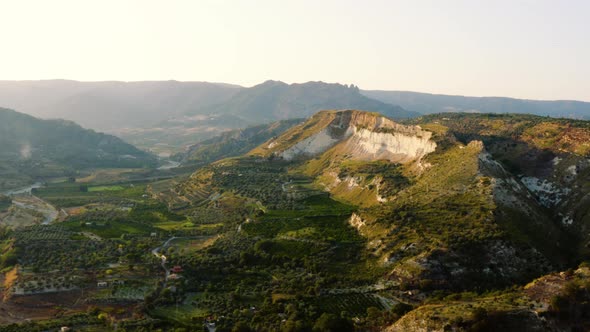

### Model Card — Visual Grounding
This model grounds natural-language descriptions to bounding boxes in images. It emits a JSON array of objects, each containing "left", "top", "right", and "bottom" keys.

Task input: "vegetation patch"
[{"left": 88, "top": 185, "right": 125, "bottom": 192}]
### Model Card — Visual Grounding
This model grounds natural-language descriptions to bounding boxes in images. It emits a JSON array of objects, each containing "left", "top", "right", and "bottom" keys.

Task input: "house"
[
  {"left": 171, "top": 265, "right": 183, "bottom": 273},
  {"left": 167, "top": 273, "right": 180, "bottom": 280},
  {"left": 113, "top": 280, "right": 125, "bottom": 285},
  {"left": 205, "top": 322, "right": 216, "bottom": 332},
  {"left": 150, "top": 232, "right": 157, "bottom": 237},
  {"left": 97, "top": 281, "right": 108, "bottom": 288},
  {"left": 60, "top": 327, "right": 71, "bottom": 332}
]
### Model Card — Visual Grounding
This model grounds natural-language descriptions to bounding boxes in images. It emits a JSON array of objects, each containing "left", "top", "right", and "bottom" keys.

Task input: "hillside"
[
  {"left": 174, "top": 118, "right": 302, "bottom": 164},
  {"left": 0, "top": 108, "right": 157, "bottom": 191},
  {"left": 0, "top": 80, "right": 241, "bottom": 130},
  {"left": 386, "top": 265, "right": 590, "bottom": 331},
  {"left": 364, "top": 89, "right": 590, "bottom": 120},
  {"left": 160, "top": 110, "right": 590, "bottom": 329},
  {"left": 411, "top": 113, "right": 590, "bottom": 258}
]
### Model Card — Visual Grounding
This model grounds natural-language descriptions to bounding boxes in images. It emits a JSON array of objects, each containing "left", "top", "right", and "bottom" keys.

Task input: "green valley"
[{"left": 1, "top": 108, "right": 590, "bottom": 331}]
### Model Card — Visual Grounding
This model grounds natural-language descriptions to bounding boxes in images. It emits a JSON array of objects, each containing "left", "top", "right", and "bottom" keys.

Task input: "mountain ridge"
[
  {"left": 0, "top": 80, "right": 241, "bottom": 130},
  {"left": 364, "top": 89, "right": 590, "bottom": 120},
  {"left": 0, "top": 107, "right": 157, "bottom": 191},
  {"left": 189, "top": 81, "right": 419, "bottom": 124}
]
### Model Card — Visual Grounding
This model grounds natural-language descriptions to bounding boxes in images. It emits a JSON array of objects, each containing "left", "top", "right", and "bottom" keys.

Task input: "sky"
[{"left": 0, "top": 0, "right": 589, "bottom": 101}]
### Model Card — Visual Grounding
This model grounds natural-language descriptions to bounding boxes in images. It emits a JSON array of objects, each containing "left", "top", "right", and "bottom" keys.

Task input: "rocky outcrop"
[
  {"left": 338, "top": 126, "right": 435, "bottom": 163},
  {"left": 270, "top": 110, "right": 436, "bottom": 163},
  {"left": 280, "top": 126, "right": 352, "bottom": 160},
  {"left": 386, "top": 307, "right": 547, "bottom": 332},
  {"left": 388, "top": 239, "right": 552, "bottom": 290},
  {"left": 348, "top": 213, "right": 366, "bottom": 230}
]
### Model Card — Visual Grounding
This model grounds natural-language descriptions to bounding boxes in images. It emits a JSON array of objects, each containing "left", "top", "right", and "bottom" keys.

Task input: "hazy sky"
[{"left": 1, "top": 0, "right": 589, "bottom": 101}]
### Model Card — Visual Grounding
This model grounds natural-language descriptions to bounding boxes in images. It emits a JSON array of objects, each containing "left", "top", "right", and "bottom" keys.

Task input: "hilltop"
[{"left": 174, "top": 118, "right": 303, "bottom": 164}]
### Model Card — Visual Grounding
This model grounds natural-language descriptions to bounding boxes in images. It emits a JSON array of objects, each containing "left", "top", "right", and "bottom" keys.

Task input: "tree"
[
  {"left": 366, "top": 306, "right": 382, "bottom": 322},
  {"left": 0, "top": 194, "right": 11, "bottom": 205},
  {"left": 312, "top": 313, "right": 353, "bottom": 332},
  {"left": 282, "top": 319, "right": 306, "bottom": 332},
  {"left": 232, "top": 321, "right": 252, "bottom": 332}
]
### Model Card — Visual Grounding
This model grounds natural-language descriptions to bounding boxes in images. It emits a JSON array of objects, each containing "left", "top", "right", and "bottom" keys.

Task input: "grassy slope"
[
  {"left": 411, "top": 113, "right": 590, "bottom": 259},
  {"left": 178, "top": 119, "right": 302, "bottom": 164}
]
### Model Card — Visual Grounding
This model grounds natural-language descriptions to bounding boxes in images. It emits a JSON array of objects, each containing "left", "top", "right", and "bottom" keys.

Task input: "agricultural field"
[
  {"left": 88, "top": 185, "right": 125, "bottom": 192},
  {"left": 14, "top": 225, "right": 120, "bottom": 271},
  {"left": 61, "top": 219, "right": 156, "bottom": 239},
  {"left": 0, "top": 153, "right": 395, "bottom": 330},
  {"left": 312, "top": 293, "right": 390, "bottom": 316},
  {"left": 90, "top": 281, "right": 155, "bottom": 302},
  {"left": 148, "top": 304, "right": 210, "bottom": 326},
  {"left": 0, "top": 195, "right": 11, "bottom": 212},
  {"left": 166, "top": 236, "right": 218, "bottom": 253},
  {"left": 12, "top": 271, "right": 82, "bottom": 295},
  {"left": 135, "top": 156, "right": 397, "bottom": 330},
  {"left": 34, "top": 181, "right": 148, "bottom": 208}
]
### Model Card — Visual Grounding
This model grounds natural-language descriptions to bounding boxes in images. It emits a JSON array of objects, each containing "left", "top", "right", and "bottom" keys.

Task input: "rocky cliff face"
[
  {"left": 339, "top": 126, "right": 435, "bottom": 163},
  {"left": 256, "top": 110, "right": 436, "bottom": 164},
  {"left": 279, "top": 126, "right": 348, "bottom": 160}
]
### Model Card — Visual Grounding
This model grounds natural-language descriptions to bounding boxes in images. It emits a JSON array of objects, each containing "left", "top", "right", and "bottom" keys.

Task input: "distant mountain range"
[
  {"left": 363, "top": 90, "right": 590, "bottom": 120},
  {"left": 0, "top": 108, "right": 157, "bottom": 191},
  {"left": 0, "top": 80, "right": 241, "bottom": 130},
  {"left": 0, "top": 80, "right": 415, "bottom": 132},
  {"left": 112, "top": 81, "right": 418, "bottom": 154},
  {"left": 186, "top": 80, "right": 418, "bottom": 123},
  {"left": 2, "top": 80, "right": 589, "bottom": 132},
  {"left": 1, "top": 79, "right": 589, "bottom": 155}
]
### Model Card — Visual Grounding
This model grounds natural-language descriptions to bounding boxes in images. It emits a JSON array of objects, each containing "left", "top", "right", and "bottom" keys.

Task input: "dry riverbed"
[{"left": 0, "top": 195, "right": 63, "bottom": 228}]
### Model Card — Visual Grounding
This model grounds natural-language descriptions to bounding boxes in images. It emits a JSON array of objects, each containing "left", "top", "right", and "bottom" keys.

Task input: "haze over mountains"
[
  {"left": 186, "top": 80, "right": 418, "bottom": 123},
  {"left": 0, "top": 80, "right": 419, "bottom": 155},
  {"left": 2, "top": 80, "right": 588, "bottom": 135},
  {"left": 0, "top": 80, "right": 412, "bottom": 132},
  {"left": 1, "top": 78, "right": 589, "bottom": 157},
  {"left": 0, "top": 80, "right": 241, "bottom": 130},
  {"left": 364, "top": 90, "right": 590, "bottom": 120}
]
